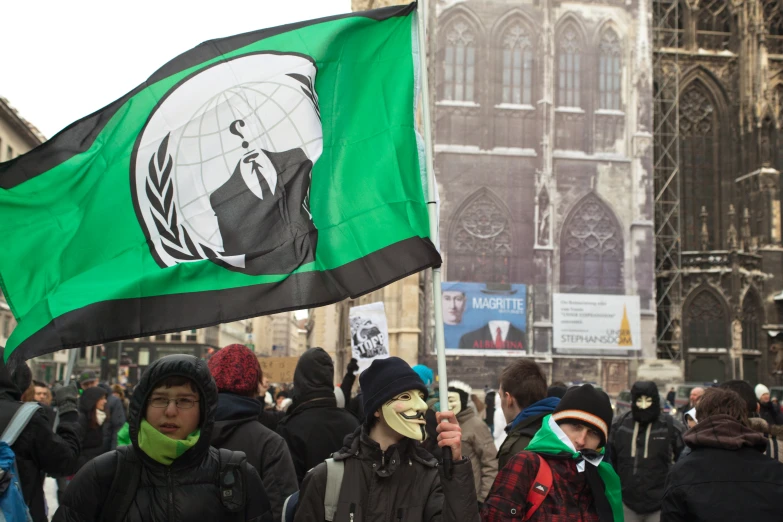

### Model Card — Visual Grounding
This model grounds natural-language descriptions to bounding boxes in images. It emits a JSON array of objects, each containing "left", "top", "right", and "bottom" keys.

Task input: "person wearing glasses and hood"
[
  {"left": 54, "top": 354, "right": 271, "bottom": 522},
  {"left": 294, "top": 357, "right": 479, "bottom": 522}
]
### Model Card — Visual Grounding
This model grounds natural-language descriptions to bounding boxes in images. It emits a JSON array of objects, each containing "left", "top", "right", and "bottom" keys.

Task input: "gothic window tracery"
[
  {"left": 557, "top": 24, "right": 583, "bottom": 107},
  {"left": 560, "top": 194, "right": 623, "bottom": 293},
  {"left": 680, "top": 84, "right": 719, "bottom": 250},
  {"left": 696, "top": 0, "right": 731, "bottom": 50},
  {"left": 599, "top": 29, "right": 623, "bottom": 110},
  {"left": 686, "top": 290, "right": 729, "bottom": 348},
  {"left": 742, "top": 291, "right": 763, "bottom": 353},
  {"left": 449, "top": 192, "right": 511, "bottom": 283},
  {"left": 442, "top": 19, "right": 478, "bottom": 102},
  {"left": 501, "top": 23, "right": 534, "bottom": 105},
  {"left": 763, "top": 0, "right": 783, "bottom": 54}
]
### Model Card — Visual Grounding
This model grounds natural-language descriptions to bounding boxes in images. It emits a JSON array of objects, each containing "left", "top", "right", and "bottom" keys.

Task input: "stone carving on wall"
[
  {"left": 537, "top": 187, "right": 551, "bottom": 247},
  {"left": 450, "top": 192, "right": 512, "bottom": 283}
]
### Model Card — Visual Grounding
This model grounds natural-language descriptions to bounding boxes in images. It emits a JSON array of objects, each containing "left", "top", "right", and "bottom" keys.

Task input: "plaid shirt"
[{"left": 480, "top": 451, "right": 600, "bottom": 522}]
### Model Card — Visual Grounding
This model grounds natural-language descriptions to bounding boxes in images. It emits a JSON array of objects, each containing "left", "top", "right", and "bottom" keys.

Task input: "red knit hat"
[{"left": 207, "top": 344, "right": 260, "bottom": 395}]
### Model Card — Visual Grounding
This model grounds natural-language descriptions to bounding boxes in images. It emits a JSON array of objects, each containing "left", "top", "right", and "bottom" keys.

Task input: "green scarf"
[
  {"left": 138, "top": 419, "right": 200, "bottom": 465},
  {"left": 525, "top": 415, "right": 623, "bottom": 522}
]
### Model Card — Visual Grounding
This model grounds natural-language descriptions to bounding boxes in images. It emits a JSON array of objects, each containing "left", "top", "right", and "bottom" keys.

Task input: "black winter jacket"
[
  {"left": 608, "top": 411, "right": 685, "bottom": 514},
  {"left": 212, "top": 392, "right": 298, "bottom": 522},
  {"left": 54, "top": 354, "right": 272, "bottom": 522},
  {"left": 76, "top": 387, "right": 109, "bottom": 470},
  {"left": 99, "top": 384, "right": 128, "bottom": 450},
  {"left": 295, "top": 426, "right": 479, "bottom": 522},
  {"left": 278, "top": 348, "right": 359, "bottom": 484},
  {"left": 760, "top": 400, "right": 783, "bottom": 427},
  {"left": 0, "top": 362, "right": 82, "bottom": 522}
]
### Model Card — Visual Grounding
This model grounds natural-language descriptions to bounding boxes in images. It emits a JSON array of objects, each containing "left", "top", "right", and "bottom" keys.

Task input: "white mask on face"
[
  {"left": 635, "top": 395, "right": 654, "bottom": 410},
  {"left": 381, "top": 390, "right": 428, "bottom": 441},
  {"left": 447, "top": 391, "right": 462, "bottom": 415},
  {"left": 95, "top": 409, "right": 107, "bottom": 426}
]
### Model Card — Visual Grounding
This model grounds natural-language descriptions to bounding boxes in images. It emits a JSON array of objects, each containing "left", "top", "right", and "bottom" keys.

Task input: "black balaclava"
[{"left": 631, "top": 381, "right": 660, "bottom": 424}]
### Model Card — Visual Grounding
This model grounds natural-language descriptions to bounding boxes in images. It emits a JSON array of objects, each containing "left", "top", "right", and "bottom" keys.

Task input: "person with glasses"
[{"left": 54, "top": 354, "right": 272, "bottom": 522}]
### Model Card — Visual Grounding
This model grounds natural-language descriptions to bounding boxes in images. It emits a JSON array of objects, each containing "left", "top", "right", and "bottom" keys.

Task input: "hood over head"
[
  {"left": 292, "top": 348, "right": 335, "bottom": 402},
  {"left": 10, "top": 363, "right": 31, "bottom": 396},
  {"left": 128, "top": 354, "right": 218, "bottom": 469},
  {"left": 631, "top": 381, "right": 660, "bottom": 424},
  {"left": 0, "top": 356, "right": 22, "bottom": 402},
  {"left": 79, "top": 387, "right": 107, "bottom": 414},
  {"left": 684, "top": 414, "right": 767, "bottom": 451}
]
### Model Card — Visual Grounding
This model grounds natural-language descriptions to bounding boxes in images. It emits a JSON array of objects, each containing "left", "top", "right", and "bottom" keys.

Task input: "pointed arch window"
[
  {"left": 557, "top": 25, "right": 583, "bottom": 107},
  {"left": 696, "top": 0, "right": 731, "bottom": 50},
  {"left": 680, "top": 83, "right": 719, "bottom": 249},
  {"left": 501, "top": 24, "right": 534, "bottom": 105},
  {"left": 442, "top": 20, "right": 477, "bottom": 102},
  {"left": 560, "top": 194, "right": 623, "bottom": 293},
  {"left": 449, "top": 192, "right": 511, "bottom": 283},
  {"left": 742, "top": 291, "right": 763, "bottom": 353},
  {"left": 686, "top": 290, "right": 729, "bottom": 348},
  {"left": 599, "top": 29, "right": 622, "bottom": 110}
]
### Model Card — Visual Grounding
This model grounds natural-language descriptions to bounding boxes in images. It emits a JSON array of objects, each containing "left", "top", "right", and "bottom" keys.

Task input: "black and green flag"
[{"left": 0, "top": 3, "right": 440, "bottom": 361}]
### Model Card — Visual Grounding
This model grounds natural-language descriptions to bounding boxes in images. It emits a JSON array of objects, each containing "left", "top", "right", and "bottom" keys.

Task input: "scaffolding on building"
[{"left": 653, "top": 0, "right": 683, "bottom": 361}]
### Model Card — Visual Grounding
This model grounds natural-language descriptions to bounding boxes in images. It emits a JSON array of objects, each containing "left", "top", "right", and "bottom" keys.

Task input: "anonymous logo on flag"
[{"left": 131, "top": 53, "right": 323, "bottom": 275}]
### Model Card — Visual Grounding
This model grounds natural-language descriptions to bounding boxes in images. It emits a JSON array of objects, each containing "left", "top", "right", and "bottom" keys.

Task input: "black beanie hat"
[
  {"left": 552, "top": 384, "right": 613, "bottom": 447},
  {"left": 360, "top": 357, "right": 428, "bottom": 421}
]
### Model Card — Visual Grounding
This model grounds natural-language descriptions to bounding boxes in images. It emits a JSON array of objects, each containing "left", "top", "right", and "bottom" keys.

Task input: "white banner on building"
[
  {"left": 349, "top": 302, "right": 390, "bottom": 373},
  {"left": 553, "top": 293, "right": 642, "bottom": 350}
]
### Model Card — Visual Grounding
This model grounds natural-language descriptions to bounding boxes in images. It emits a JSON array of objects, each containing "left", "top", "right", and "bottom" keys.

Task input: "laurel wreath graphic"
[{"left": 146, "top": 133, "right": 219, "bottom": 263}]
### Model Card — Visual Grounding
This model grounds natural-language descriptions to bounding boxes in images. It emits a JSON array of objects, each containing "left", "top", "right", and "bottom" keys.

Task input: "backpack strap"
[
  {"left": 524, "top": 455, "right": 552, "bottom": 521},
  {"left": 218, "top": 448, "right": 247, "bottom": 514},
  {"left": 323, "top": 458, "right": 345, "bottom": 522},
  {"left": 1, "top": 402, "right": 41, "bottom": 446},
  {"left": 101, "top": 446, "right": 141, "bottom": 522},
  {"left": 282, "top": 490, "right": 300, "bottom": 522}
]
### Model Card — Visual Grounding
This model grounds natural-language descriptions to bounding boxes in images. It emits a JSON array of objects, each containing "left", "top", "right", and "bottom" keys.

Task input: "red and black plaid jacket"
[{"left": 480, "top": 451, "right": 600, "bottom": 522}]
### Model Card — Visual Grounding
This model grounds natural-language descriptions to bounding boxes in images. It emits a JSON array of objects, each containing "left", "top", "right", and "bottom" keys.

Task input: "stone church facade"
[
  {"left": 656, "top": 0, "right": 783, "bottom": 384},
  {"left": 409, "top": 0, "right": 654, "bottom": 392}
]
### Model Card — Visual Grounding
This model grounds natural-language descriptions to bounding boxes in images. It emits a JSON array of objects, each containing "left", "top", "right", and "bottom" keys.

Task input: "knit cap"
[
  {"left": 755, "top": 384, "right": 770, "bottom": 401},
  {"left": 360, "top": 357, "right": 427, "bottom": 421},
  {"left": 207, "top": 344, "right": 260, "bottom": 396},
  {"left": 552, "top": 384, "right": 613, "bottom": 447}
]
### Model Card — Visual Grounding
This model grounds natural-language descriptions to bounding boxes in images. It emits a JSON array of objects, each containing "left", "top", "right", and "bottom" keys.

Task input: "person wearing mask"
[
  {"left": 755, "top": 384, "right": 783, "bottom": 426},
  {"left": 413, "top": 364, "right": 442, "bottom": 459},
  {"left": 661, "top": 387, "right": 783, "bottom": 521},
  {"left": 496, "top": 360, "right": 556, "bottom": 470},
  {"left": 98, "top": 382, "right": 127, "bottom": 450},
  {"left": 277, "top": 348, "right": 359, "bottom": 484},
  {"left": 54, "top": 354, "right": 271, "bottom": 522},
  {"left": 208, "top": 344, "right": 298, "bottom": 521},
  {"left": 294, "top": 357, "right": 479, "bottom": 522},
  {"left": 448, "top": 381, "right": 498, "bottom": 505},
  {"left": 721, "top": 380, "right": 783, "bottom": 463},
  {"left": 608, "top": 381, "right": 685, "bottom": 522},
  {"left": 75, "top": 387, "right": 110, "bottom": 470},
  {"left": 482, "top": 384, "right": 622, "bottom": 522}
]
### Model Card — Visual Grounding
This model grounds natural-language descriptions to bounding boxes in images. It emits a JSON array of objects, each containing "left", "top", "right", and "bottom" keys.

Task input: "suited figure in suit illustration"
[{"left": 459, "top": 320, "right": 526, "bottom": 350}]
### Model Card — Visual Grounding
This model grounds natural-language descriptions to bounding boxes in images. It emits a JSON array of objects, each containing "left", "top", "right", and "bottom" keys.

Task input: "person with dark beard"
[{"left": 607, "top": 381, "right": 685, "bottom": 522}]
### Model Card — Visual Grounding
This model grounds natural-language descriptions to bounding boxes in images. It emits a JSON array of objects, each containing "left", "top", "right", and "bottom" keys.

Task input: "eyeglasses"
[{"left": 148, "top": 397, "right": 198, "bottom": 409}]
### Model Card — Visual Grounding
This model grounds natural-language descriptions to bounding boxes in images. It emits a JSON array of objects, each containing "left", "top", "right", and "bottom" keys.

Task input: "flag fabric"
[{"left": 0, "top": 3, "right": 440, "bottom": 361}]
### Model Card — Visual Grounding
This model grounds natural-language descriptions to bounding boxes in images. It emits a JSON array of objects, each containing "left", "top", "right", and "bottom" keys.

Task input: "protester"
[
  {"left": 276, "top": 391, "right": 293, "bottom": 412},
  {"left": 98, "top": 382, "right": 127, "bottom": 450},
  {"left": 413, "top": 364, "right": 443, "bottom": 459},
  {"left": 295, "top": 357, "right": 479, "bottom": 522},
  {"left": 755, "top": 384, "right": 783, "bottom": 426},
  {"left": 482, "top": 384, "right": 621, "bottom": 522},
  {"left": 78, "top": 371, "right": 98, "bottom": 390},
  {"left": 54, "top": 354, "right": 271, "bottom": 521},
  {"left": 665, "top": 388, "right": 676, "bottom": 408},
  {"left": 484, "top": 390, "right": 496, "bottom": 433},
  {"left": 33, "top": 380, "right": 52, "bottom": 406},
  {"left": 547, "top": 382, "right": 568, "bottom": 399},
  {"left": 681, "top": 387, "right": 703, "bottom": 423},
  {"left": 721, "top": 380, "right": 783, "bottom": 463},
  {"left": 277, "top": 347, "right": 360, "bottom": 484},
  {"left": 112, "top": 384, "right": 130, "bottom": 418},
  {"left": 661, "top": 387, "right": 783, "bottom": 521},
  {"left": 495, "top": 359, "right": 555, "bottom": 469},
  {"left": 449, "top": 381, "right": 498, "bottom": 504},
  {"left": 75, "top": 386, "right": 110, "bottom": 470},
  {"left": 608, "top": 381, "right": 685, "bottom": 522},
  {"left": 0, "top": 359, "right": 82, "bottom": 522},
  {"left": 208, "top": 344, "right": 298, "bottom": 521},
  {"left": 334, "top": 357, "right": 359, "bottom": 408}
]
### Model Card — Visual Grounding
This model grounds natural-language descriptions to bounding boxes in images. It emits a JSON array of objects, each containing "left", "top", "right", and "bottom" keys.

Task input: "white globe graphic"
[{"left": 172, "top": 80, "right": 323, "bottom": 251}]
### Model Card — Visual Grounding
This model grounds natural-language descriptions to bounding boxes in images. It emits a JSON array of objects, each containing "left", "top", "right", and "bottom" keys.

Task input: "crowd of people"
[{"left": 3, "top": 346, "right": 783, "bottom": 521}]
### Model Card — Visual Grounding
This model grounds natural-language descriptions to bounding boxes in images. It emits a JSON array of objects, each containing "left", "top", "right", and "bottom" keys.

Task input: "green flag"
[{"left": 0, "top": 3, "right": 440, "bottom": 361}]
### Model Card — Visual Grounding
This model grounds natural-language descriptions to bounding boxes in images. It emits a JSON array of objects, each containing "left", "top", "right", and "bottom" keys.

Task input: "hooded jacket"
[
  {"left": 54, "top": 354, "right": 272, "bottom": 522},
  {"left": 99, "top": 382, "right": 127, "bottom": 450},
  {"left": 212, "top": 392, "right": 298, "bottom": 521},
  {"left": 661, "top": 414, "right": 783, "bottom": 522},
  {"left": 608, "top": 381, "right": 685, "bottom": 514},
  {"left": 748, "top": 416, "right": 783, "bottom": 463},
  {"left": 76, "top": 387, "right": 109, "bottom": 469},
  {"left": 456, "top": 407, "right": 498, "bottom": 502},
  {"left": 0, "top": 361, "right": 82, "bottom": 522},
  {"left": 277, "top": 348, "right": 359, "bottom": 484},
  {"left": 294, "top": 426, "right": 479, "bottom": 522}
]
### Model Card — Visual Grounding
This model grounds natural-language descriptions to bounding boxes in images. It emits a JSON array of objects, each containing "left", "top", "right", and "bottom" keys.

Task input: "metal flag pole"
[{"left": 416, "top": 0, "right": 453, "bottom": 478}]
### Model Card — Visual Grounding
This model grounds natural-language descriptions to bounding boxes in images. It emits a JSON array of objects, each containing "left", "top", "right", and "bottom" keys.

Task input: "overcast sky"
[{"left": 3, "top": 0, "right": 351, "bottom": 138}]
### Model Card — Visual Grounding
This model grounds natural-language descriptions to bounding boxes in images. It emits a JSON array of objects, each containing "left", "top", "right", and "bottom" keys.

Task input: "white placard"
[
  {"left": 553, "top": 293, "right": 642, "bottom": 350},
  {"left": 349, "top": 302, "right": 390, "bottom": 373}
]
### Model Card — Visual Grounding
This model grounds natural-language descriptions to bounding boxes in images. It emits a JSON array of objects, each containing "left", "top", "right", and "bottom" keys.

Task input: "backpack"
[
  {"left": 282, "top": 458, "right": 344, "bottom": 522},
  {"left": 0, "top": 402, "right": 42, "bottom": 522},
  {"left": 523, "top": 455, "right": 552, "bottom": 520},
  {"left": 100, "top": 446, "right": 248, "bottom": 522}
]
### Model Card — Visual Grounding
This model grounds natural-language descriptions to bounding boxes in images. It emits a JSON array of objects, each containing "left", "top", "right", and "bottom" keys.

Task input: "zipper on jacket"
[
  {"left": 167, "top": 467, "right": 174, "bottom": 522},
  {"left": 350, "top": 503, "right": 356, "bottom": 522}
]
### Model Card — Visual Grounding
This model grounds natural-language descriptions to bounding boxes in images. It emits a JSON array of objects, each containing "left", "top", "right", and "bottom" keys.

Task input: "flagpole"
[{"left": 416, "top": 0, "right": 453, "bottom": 477}]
